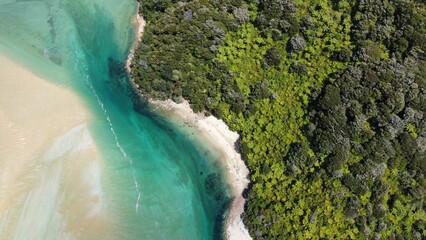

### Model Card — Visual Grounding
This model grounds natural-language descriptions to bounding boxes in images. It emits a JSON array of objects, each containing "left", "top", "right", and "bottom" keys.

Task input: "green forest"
[{"left": 132, "top": 0, "right": 426, "bottom": 239}]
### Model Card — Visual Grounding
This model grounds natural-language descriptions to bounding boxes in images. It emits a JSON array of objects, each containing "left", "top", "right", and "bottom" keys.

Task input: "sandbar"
[{"left": 0, "top": 54, "right": 111, "bottom": 239}]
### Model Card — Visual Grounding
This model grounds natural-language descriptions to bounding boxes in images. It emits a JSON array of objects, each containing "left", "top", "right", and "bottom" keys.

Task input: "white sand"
[
  {"left": 125, "top": 2, "right": 146, "bottom": 73},
  {"left": 127, "top": 7, "right": 252, "bottom": 239},
  {"left": 0, "top": 55, "right": 112, "bottom": 239},
  {"left": 149, "top": 99, "right": 252, "bottom": 240}
]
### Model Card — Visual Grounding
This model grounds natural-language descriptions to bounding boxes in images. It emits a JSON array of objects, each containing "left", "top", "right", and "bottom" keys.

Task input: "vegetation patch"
[{"left": 133, "top": 0, "right": 426, "bottom": 238}]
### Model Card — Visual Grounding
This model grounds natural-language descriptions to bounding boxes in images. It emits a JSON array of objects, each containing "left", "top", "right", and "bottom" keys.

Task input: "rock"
[
  {"left": 184, "top": 9, "right": 193, "bottom": 20},
  {"left": 288, "top": 35, "right": 306, "bottom": 52}
]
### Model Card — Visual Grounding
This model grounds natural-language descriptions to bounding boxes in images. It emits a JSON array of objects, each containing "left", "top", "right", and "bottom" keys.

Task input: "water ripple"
[{"left": 74, "top": 57, "right": 142, "bottom": 213}]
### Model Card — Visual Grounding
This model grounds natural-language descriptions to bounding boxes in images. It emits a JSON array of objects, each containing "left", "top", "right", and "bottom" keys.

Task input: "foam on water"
[
  {"left": 0, "top": 0, "right": 232, "bottom": 239},
  {"left": 82, "top": 72, "right": 142, "bottom": 213}
]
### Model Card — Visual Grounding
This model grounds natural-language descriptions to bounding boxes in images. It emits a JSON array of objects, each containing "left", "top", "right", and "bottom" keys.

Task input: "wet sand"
[{"left": 0, "top": 54, "right": 111, "bottom": 239}]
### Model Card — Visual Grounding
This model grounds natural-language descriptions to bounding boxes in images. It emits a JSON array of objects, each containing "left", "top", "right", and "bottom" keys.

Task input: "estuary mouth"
[{"left": 0, "top": 1, "right": 233, "bottom": 239}]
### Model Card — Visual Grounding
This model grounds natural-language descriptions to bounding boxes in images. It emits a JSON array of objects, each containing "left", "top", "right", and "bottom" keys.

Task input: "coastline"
[
  {"left": 125, "top": 2, "right": 146, "bottom": 74},
  {"left": 148, "top": 99, "right": 251, "bottom": 240},
  {"left": 126, "top": 4, "right": 252, "bottom": 240}
]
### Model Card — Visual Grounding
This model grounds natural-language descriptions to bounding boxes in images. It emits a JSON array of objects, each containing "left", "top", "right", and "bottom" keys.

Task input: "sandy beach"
[
  {"left": 0, "top": 54, "right": 112, "bottom": 239},
  {"left": 127, "top": 8, "right": 252, "bottom": 240},
  {"left": 125, "top": 2, "right": 146, "bottom": 73},
  {"left": 148, "top": 100, "right": 252, "bottom": 240}
]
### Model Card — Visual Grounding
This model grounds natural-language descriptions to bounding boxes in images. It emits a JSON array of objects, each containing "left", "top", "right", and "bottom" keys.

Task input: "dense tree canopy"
[{"left": 133, "top": 0, "right": 426, "bottom": 239}]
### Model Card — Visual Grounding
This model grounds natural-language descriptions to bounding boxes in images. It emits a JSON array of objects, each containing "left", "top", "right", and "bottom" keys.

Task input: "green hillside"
[{"left": 132, "top": 0, "right": 426, "bottom": 238}]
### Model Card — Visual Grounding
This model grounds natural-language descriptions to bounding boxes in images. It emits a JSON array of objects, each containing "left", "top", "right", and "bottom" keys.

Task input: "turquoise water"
[{"left": 0, "top": 0, "right": 230, "bottom": 239}]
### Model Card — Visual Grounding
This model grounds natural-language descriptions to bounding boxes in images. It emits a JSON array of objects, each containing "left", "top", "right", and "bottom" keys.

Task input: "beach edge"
[{"left": 126, "top": 3, "right": 252, "bottom": 240}]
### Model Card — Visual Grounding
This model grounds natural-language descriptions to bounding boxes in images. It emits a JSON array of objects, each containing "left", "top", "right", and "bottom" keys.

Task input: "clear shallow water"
[{"left": 0, "top": 0, "right": 230, "bottom": 239}]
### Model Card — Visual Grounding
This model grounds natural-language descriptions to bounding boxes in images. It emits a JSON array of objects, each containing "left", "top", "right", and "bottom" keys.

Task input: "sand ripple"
[{"left": 0, "top": 54, "right": 113, "bottom": 239}]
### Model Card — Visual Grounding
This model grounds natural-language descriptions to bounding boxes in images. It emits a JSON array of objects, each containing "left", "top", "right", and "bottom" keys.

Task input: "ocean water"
[{"left": 0, "top": 0, "right": 230, "bottom": 239}]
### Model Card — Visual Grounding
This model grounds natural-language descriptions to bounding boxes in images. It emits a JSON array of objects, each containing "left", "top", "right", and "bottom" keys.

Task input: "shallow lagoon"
[{"left": 0, "top": 0, "right": 230, "bottom": 239}]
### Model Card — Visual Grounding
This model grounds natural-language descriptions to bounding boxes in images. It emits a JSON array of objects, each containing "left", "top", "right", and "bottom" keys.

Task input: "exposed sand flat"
[{"left": 0, "top": 55, "right": 111, "bottom": 239}]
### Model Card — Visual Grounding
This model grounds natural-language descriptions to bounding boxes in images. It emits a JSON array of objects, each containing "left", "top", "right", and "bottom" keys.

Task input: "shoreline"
[
  {"left": 148, "top": 99, "right": 251, "bottom": 240},
  {"left": 125, "top": 2, "right": 146, "bottom": 74},
  {"left": 126, "top": 4, "right": 252, "bottom": 240},
  {"left": 0, "top": 54, "right": 112, "bottom": 238}
]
